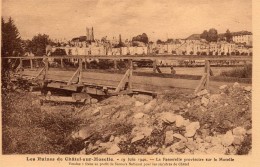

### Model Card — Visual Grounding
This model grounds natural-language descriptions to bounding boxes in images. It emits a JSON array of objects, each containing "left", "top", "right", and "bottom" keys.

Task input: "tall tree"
[
  {"left": 207, "top": 28, "right": 218, "bottom": 42},
  {"left": 132, "top": 33, "right": 149, "bottom": 44},
  {"left": 200, "top": 30, "right": 208, "bottom": 40},
  {"left": 1, "top": 17, "right": 23, "bottom": 88},
  {"left": 1, "top": 17, "right": 23, "bottom": 57},
  {"left": 225, "top": 29, "right": 232, "bottom": 43},
  {"left": 29, "top": 34, "right": 51, "bottom": 56}
]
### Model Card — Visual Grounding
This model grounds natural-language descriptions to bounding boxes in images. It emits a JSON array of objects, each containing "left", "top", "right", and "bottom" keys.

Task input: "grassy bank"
[{"left": 2, "top": 90, "right": 83, "bottom": 154}]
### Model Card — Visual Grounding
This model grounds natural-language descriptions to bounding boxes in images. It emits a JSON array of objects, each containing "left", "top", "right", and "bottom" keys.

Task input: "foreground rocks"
[{"left": 75, "top": 83, "right": 252, "bottom": 155}]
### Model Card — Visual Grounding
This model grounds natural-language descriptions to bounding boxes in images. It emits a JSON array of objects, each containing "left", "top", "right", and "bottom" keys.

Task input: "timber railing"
[{"left": 3, "top": 54, "right": 252, "bottom": 95}]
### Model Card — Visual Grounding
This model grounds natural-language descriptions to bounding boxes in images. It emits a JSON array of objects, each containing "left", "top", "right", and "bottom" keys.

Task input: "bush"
[
  {"left": 2, "top": 91, "right": 83, "bottom": 154},
  {"left": 220, "top": 64, "right": 252, "bottom": 78}
]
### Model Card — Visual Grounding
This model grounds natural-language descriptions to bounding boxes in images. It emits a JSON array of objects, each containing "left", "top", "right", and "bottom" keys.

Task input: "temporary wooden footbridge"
[{"left": 4, "top": 55, "right": 252, "bottom": 103}]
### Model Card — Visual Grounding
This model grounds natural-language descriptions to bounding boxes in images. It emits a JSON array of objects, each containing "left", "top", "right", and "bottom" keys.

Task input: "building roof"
[
  {"left": 231, "top": 31, "right": 252, "bottom": 36},
  {"left": 186, "top": 34, "right": 201, "bottom": 40}
]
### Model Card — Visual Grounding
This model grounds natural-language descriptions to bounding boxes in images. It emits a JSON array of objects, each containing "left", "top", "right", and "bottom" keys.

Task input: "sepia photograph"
[{"left": 1, "top": 0, "right": 253, "bottom": 158}]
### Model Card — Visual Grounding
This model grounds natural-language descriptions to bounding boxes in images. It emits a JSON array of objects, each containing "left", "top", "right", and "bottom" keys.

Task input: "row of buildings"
[{"left": 48, "top": 28, "right": 253, "bottom": 56}]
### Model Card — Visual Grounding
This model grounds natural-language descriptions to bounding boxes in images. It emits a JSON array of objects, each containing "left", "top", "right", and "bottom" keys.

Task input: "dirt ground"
[{"left": 2, "top": 80, "right": 251, "bottom": 155}]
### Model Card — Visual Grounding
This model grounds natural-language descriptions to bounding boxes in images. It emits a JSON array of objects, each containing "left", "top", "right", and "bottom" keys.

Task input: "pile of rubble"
[{"left": 73, "top": 82, "right": 252, "bottom": 155}]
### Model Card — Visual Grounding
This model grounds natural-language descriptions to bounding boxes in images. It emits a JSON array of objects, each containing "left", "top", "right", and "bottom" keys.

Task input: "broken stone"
[
  {"left": 185, "top": 122, "right": 200, "bottom": 137},
  {"left": 209, "top": 94, "right": 221, "bottom": 103},
  {"left": 219, "top": 85, "right": 228, "bottom": 90},
  {"left": 186, "top": 140, "right": 197, "bottom": 151},
  {"left": 135, "top": 101, "right": 144, "bottom": 107},
  {"left": 170, "top": 141, "right": 186, "bottom": 151},
  {"left": 173, "top": 133, "right": 187, "bottom": 142},
  {"left": 107, "top": 144, "right": 121, "bottom": 155},
  {"left": 165, "top": 130, "right": 174, "bottom": 145},
  {"left": 32, "top": 99, "right": 41, "bottom": 106},
  {"left": 91, "top": 98, "right": 98, "bottom": 104},
  {"left": 147, "top": 146, "right": 158, "bottom": 154},
  {"left": 92, "top": 107, "right": 101, "bottom": 116},
  {"left": 233, "top": 82, "right": 240, "bottom": 88},
  {"left": 211, "top": 136, "right": 222, "bottom": 146},
  {"left": 244, "top": 86, "right": 252, "bottom": 92},
  {"left": 114, "top": 137, "right": 121, "bottom": 144},
  {"left": 134, "top": 113, "right": 144, "bottom": 119},
  {"left": 73, "top": 127, "right": 90, "bottom": 139},
  {"left": 161, "top": 112, "right": 176, "bottom": 123},
  {"left": 221, "top": 131, "right": 234, "bottom": 147},
  {"left": 201, "top": 97, "right": 209, "bottom": 106},
  {"left": 134, "top": 94, "right": 153, "bottom": 104},
  {"left": 144, "top": 99, "right": 157, "bottom": 112},
  {"left": 131, "top": 126, "right": 153, "bottom": 137},
  {"left": 99, "top": 142, "right": 113, "bottom": 149},
  {"left": 171, "top": 104, "right": 180, "bottom": 111},
  {"left": 227, "top": 145, "right": 237, "bottom": 155},
  {"left": 175, "top": 115, "right": 185, "bottom": 127},
  {"left": 79, "top": 148, "right": 86, "bottom": 154},
  {"left": 197, "top": 89, "right": 208, "bottom": 96},
  {"left": 206, "top": 145, "right": 226, "bottom": 154},
  {"left": 247, "top": 129, "right": 252, "bottom": 135},
  {"left": 109, "top": 135, "right": 115, "bottom": 142},
  {"left": 184, "top": 148, "right": 191, "bottom": 154},
  {"left": 232, "top": 127, "right": 246, "bottom": 136},
  {"left": 131, "top": 134, "right": 145, "bottom": 143},
  {"left": 233, "top": 135, "right": 244, "bottom": 145}
]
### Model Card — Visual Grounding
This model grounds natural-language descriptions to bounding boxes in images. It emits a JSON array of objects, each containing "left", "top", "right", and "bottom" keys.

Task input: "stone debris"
[
  {"left": 219, "top": 85, "right": 228, "bottom": 90},
  {"left": 147, "top": 146, "right": 158, "bottom": 154},
  {"left": 232, "top": 127, "right": 246, "bottom": 136},
  {"left": 196, "top": 89, "right": 208, "bottom": 96},
  {"left": 173, "top": 133, "right": 187, "bottom": 142},
  {"left": 109, "top": 135, "right": 115, "bottom": 142},
  {"left": 107, "top": 144, "right": 121, "bottom": 154},
  {"left": 165, "top": 130, "right": 174, "bottom": 145},
  {"left": 131, "top": 134, "right": 145, "bottom": 143},
  {"left": 75, "top": 83, "right": 251, "bottom": 155},
  {"left": 134, "top": 112, "right": 145, "bottom": 119},
  {"left": 201, "top": 96, "right": 209, "bottom": 106},
  {"left": 92, "top": 107, "right": 101, "bottom": 116},
  {"left": 185, "top": 122, "right": 200, "bottom": 137},
  {"left": 114, "top": 137, "right": 121, "bottom": 144},
  {"left": 244, "top": 86, "right": 252, "bottom": 92},
  {"left": 144, "top": 99, "right": 157, "bottom": 112},
  {"left": 233, "top": 135, "right": 244, "bottom": 145},
  {"left": 160, "top": 112, "right": 176, "bottom": 123},
  {"left": 233, "top": 82, "right": 240, "bottom": 88},
  {"left": 175, "top": 115, "right": 185, "bottom": 127},
  {"left": 221, "top": 131, "right": 234, "bottom": 147},
  {"left": 209, "top": 94, "right": 221, "bottom": 103},
  {"left": 135, "top": 101, "right": 144, "bottom": 107}
]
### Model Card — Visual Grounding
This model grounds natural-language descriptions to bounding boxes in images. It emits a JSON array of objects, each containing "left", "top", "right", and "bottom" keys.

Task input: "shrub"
[{"left": 220, "top": 64, "right": 252, "bottom": 78}]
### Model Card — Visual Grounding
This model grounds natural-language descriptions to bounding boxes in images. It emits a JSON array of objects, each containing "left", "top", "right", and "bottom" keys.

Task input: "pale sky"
[{"left": 2, "top": 0, "right": 252, "bottom": 41}]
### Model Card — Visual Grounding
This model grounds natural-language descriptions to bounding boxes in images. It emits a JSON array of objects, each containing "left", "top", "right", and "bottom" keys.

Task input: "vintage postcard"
[{"left": 1, "top": 0, "right": 259, "bottom": 167}]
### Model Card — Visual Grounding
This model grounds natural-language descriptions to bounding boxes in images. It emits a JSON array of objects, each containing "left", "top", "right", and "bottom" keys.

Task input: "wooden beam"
[
  {"left": 34, "top": 66, "right": 46, "bottom": 80},
  {"left": 205, "top": 60, "right": 210, "bottom": 89},
  {"left": 67, "top": 68, "right": 80, "bottom": 85},
  {"left": 61, "top": 58, "right": 64, "bottom": 68},
  {"left": 115, "top": 69, "right": 130, "bottom": 92},
  {"left": 114, "top": 60, "right": 118, "bottom": 69},
  {"left": 194, "top": 73, "right": 207, "bottom": 94},
  {"left": 78, "top": 58, "right": 82, "bottom": 84},
  {"left": 153, "top": 60, "right": 157, "bottom": 73},
  {"left": 128, "top": 59, "right": 133, "bottom": 90},
  {"left": 30, "top": 59, "right": 33, "bottom": 69},
  {"left": 84, "top": 58, "right": 87, "bottom": 69}
]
